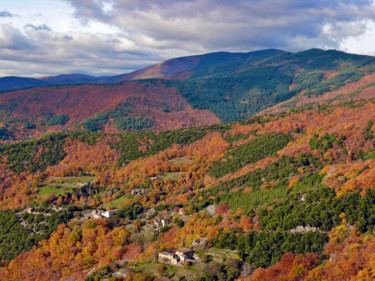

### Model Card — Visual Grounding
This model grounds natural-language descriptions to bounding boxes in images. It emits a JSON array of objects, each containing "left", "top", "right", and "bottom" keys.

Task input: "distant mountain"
[
  {"left": 35, "top": 49, "right": 285, "bottom": 85},
  {"left": 0, "top": 76, "right": 49, "bottom": 92},
  {"left": 1, "top": 48, "right": 375, "bottom": 142},
  {"left": 38, "top": 74, "right": 106, "bottom": 85},
  {"left": 0, "top": 49, "right": 288, "bottom": 92},
  {"left": 99, "top": 49, "right": 284, "bottom": 82}
]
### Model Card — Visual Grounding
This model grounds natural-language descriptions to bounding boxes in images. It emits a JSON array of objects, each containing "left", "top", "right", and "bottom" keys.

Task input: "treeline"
[
  {"left": 114, "top": 127, "right": 207, "bottom": 166},
  {"left": 0, "top": 130, "right": 107, "bottom": 173},
  {"left": 0, "top": 206, "right": 73, "bottom": 264},
  {"left": 222, "top": 154, "right": 319, "bottom": 190},
  {"left": 178, "top": 152, "right": 325, "bottom": 217},
  {"left": 0, "top": 133, "right": 67, "bottom": 173},
  {"left": 209, "top": 133, "right": 294, "bottom": 178},
  {"left": 258, "top": 187, "right": 375, "bottom": 233},
  {"left": 116, "top": 203, "right": 144, "bottom": 220},
  {"left": 47, "top": 115, "right": 69, "bottom": 127},
  {"left": 0, "top": 127, "right": 9, "bottom": 141},
  {"left": 211, "top": 229, "right": 327, "bottom": 268},
  {"left": 168, "top": 65, "right": 294, "bottom": 122},
  {"left": 0, "top": 125, "right": 207, "bottom": 173},
  {"left": 82, "top": 102, "right": 154, "bottom": 132},
  {"left": 69, "top": 130, "right": 104, "bottom": 146},
  {"left": 309, "top": 133, "right": 345, "bottom": 153}
]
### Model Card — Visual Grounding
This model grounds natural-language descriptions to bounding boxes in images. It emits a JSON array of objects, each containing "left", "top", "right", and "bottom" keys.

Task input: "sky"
[{"left": 1, "top": 0, "right": 375, "bottom": 77}]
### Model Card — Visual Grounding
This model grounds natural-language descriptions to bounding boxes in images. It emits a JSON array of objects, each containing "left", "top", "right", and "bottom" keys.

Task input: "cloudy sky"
[{"left": 1, "top": 0, "right": 375, "bottom": 77}]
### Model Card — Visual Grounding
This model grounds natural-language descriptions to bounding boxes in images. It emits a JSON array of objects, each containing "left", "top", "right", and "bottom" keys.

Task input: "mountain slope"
[
  {"left": 110, "top": 49, "right": 284, "bottom": 82},
  {"left": 3, "top": 49, "right": 375, "bottom": 280},
  {"left": 1, "top": 48, "right": 375, "bottom": 141},
  {"left": 163, "top": 49, "right": 375, "bottom": 122},
  {"left": 38, "top": 73, "right": 106, "bottom": 85},
  {"left": 0, "top": 80, "right": 219, "bottom": 142},
  {"left": 0, "top": 97, "right": 375, "bottom": 280},
  {"left": 0, "top": 76, "right": 49, "bottom": 92}
]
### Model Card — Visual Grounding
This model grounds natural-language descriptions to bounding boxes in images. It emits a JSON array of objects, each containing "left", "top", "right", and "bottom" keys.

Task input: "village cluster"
[{"left": 82, "top": 204, "right": 213, "bottom": 267}]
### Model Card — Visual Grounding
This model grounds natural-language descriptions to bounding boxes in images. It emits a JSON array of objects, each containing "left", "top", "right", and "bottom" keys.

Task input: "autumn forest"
[{"left": 1, "top": 49, "right": 375, "bottom": 281}]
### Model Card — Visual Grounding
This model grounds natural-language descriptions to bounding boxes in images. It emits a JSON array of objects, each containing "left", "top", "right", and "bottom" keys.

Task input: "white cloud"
[
  {"left": 24, "top": 24, "right": 52, "bottom": 31},
  {"left": 0, "top": 0, "right": 375, "bottom": 76},
  {"left": 63, "top": 0, "right": 375, "bottom": 53},
  {"left": 340, "top": 20, "right": 375, "bottom": 56},
  {"left": 0, "top": 24, "right": 35, "bottom": 50},
  {"left": 0, "top": 11, "right": 13, "bottom": 17}
]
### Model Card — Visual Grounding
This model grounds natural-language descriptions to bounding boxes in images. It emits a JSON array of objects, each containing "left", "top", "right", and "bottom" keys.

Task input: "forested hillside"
[
  {"left": 0, "top": 91, "right": 374, "bottom": 280},
  {"left": 2, "top": 49, "right": 375, "bottom": 142},
  {"left": 0, "top": 80, "right": 219, "bottom": 142},
  {"left": 2, "top": 49, "right": 375, "bottom": 280}
]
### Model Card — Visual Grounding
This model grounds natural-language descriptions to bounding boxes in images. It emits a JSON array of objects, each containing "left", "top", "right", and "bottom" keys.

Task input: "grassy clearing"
[
  {"left": 221, "top": 176, "right": 319, "bottom": 212},
  {"left": 220, "top": 185, "right": 289, "bottom": 211},
  {"left": 38, "top": 185, "right": 73, "bottom": 197},
  {"left": 132, "top": 262, "right": 159, "bottom": 274},
  {"left": 207, "top": 248, "right": 241, "bottom": 260},
  {"left": 160, "top": 172, "right": 186, "bottom": 181},
  {"left": 102, "top": 196, "right": 130, "bottom": 209},
  {"left": 169, "top": 157, "right": 194, "bottom": 165},
  {"left": 38, "top": 176, "right": 95, "bottom": 198},
  {"left": 47, "top": 176, "right": 95, "bottom": 184},
  {"left": 132, "top": 262, "right": 204, "bottom": 281}
]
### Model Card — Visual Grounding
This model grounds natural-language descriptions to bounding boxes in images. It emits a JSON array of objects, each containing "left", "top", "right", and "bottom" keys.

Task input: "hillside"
[
  {"left": 0, "top": 76, "right": 49, "bottom": 92},
  {"left": 39, "top": 74, "right": 106, "bottom": 85},
  {"left": 115, "top": 50, "right": 283, "bottom": 81},
  {"left": 1, "top": 49, "right": 375, "bottom": 280},
  {"left": 0, "top": 95, "right": 374, "bottom": 279},
  {"left": 2, "top": 49, "right": 375, "bottom": 143},
  {"left": 0, "top": 80, "right": 219, "bottom": 142}
]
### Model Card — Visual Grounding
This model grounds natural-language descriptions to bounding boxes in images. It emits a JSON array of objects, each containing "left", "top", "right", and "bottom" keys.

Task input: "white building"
[{"left": 102, "top": 209, "right": 118, "bottom": 218}]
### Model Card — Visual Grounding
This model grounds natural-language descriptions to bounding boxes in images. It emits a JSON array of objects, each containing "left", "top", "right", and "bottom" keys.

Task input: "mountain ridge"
[
  {"left": 1, "top": 48, "right": 375, "bottom": 143},
  {"left": 0, "top": 76, "right": 49, "bottom": 92},
  {"left": 0, "top": 49, "right": 285, "bottom": 90}
]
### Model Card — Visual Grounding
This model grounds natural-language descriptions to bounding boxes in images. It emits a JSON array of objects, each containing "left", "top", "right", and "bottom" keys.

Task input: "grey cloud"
[
  {"left": 65, "top": 0, "right": 111, "bottom": 21},
  {"left": 0, "top": 24, "right": 157, "bottom": 77},
  {"left": 0, "top": 11, "right": 13, "bottom": 18},
  {"left": 24, "top": 24, "right": 52, "bottom": 32},
  {"left": 2, "top": 0, "right": 375, "bottom": 77},
  {"left": 63, "top": 0, "right": 375, "bottom": 54},
  {"left": 0, "top": 24, "right": 35, "bottom": 50}
]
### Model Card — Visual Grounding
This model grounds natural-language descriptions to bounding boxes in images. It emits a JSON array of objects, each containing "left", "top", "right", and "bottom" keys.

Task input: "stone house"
[
  {"left": 154, "top": 217, "right": 171, "bottom": 228},
  {"left": 82, "top": 209, "right": 103, "bottom": 219},
  {"left": 158, "top": 248, "right": 195, "bottom": 265},
  {"left": 102, "top": 209, "right": 118, "bottom": 218},
  {"left": 158, "top": 251, "right": 180, "bottom": 265}
]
